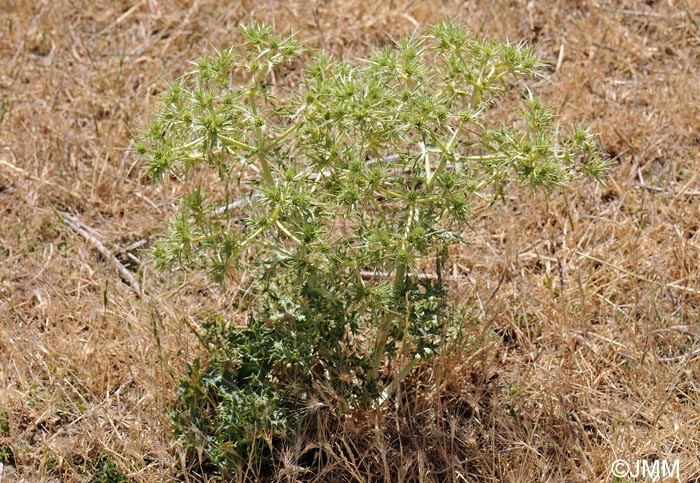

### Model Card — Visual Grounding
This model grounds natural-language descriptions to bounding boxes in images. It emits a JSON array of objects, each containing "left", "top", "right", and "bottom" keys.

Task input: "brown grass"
[{"left": 2, "top": 0, "right": 700, "bottom": 481}]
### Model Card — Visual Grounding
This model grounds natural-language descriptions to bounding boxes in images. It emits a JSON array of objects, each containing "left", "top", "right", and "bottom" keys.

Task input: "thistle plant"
[{"left": 136, "top": 22, "right": 607, "bottom": 476}]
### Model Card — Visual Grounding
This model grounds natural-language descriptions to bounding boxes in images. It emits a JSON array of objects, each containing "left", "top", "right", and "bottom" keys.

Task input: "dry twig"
[{"left": 58, "top": 211, "right": 141, "bottom": 294}]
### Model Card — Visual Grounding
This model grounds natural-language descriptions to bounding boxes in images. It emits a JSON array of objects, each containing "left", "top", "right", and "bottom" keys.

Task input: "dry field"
[{"left": 2, "top": 0, "right": 700, "bottom": 481}]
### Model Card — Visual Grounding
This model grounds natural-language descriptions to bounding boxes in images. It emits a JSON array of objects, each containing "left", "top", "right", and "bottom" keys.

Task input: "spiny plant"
[{"left": 136, "top": 21, "right": 608, "bottom": 478}]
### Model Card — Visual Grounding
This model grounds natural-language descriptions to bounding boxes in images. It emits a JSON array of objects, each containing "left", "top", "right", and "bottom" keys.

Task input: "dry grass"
[{"left": 2, "top": 0, "right": 700, "bottom": 481}]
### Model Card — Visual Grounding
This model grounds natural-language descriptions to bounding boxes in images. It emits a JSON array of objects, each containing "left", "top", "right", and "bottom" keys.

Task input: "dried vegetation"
[{"left": 1, "top": 0, "right": 700, "bottom": 481}]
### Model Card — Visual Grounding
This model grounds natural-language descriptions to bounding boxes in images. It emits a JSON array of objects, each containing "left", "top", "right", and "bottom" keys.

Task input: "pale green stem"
[
  {"left": 210, "top": 131, "right": 275, "bottom": 187},
  {"left": 246, "top": 69, "right": 276, "bottom": 189},
  {"left": 275, "top": 220, "right": 301, "bottom": 244},
  {"left": 266, "top": 122, "right": 300, "bottom": 151},
  {"left": 427, "top": 121, "right": 463, "bottom": 190},
  {"left": 172, "top": 136, "right": 206, "bottom": 152},
  {"left": 252, "top": 122, "right": 300, "bottom": 188},
  {"left": 369, "top": 204, "right": 415, "bottom": 384},
  {"left": 257, "top": 153, "right": 275, "bottom": 188},
  {"left": 218, "top": 134, "right": 255, "bottom": 152},
  {"left": 378, "top": 354, "right": 420, "bottom": 405}
]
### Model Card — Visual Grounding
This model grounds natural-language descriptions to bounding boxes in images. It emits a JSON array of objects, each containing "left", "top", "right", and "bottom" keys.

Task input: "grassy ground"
[{"left": 2, "top": 1, "right": 700, "bottom": 481}]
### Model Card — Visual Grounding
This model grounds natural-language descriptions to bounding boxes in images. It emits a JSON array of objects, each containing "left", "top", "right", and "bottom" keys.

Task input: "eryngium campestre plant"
[{"left": 136, "top": 21, "right": 608, "bottom": 477}]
